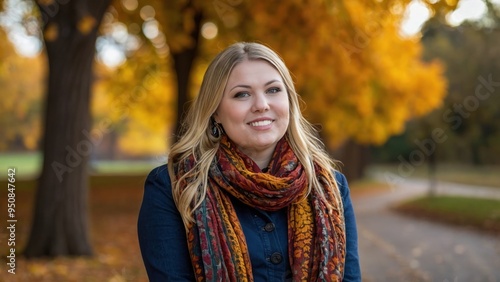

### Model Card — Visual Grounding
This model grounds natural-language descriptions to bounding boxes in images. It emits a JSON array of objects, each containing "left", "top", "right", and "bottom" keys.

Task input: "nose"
[{"left": 252, "top": 92, "right": 269, "bottom": 112}]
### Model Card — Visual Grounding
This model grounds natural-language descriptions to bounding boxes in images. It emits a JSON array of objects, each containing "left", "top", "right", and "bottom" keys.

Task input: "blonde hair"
[{"left": 168, "top": 42, "right": 342, "bottom": 226}]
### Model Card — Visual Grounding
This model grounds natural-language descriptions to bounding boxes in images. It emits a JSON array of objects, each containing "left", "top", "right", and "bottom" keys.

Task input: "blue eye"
[
  {"left": 234, "top": 91, "right": 250, "bottom": 98},
  {"left": 267, "top": 87, "right": 281, "bottom": 94}
]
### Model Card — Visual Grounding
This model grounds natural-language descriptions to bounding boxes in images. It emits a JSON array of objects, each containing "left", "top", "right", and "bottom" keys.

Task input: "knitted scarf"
[{"left": 174, "top": 135, "right": 345, "bottom": 281}]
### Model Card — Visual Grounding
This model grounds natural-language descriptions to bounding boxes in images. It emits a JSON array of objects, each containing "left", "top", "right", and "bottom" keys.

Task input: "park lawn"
[
  {"left": 0, "top": 151, "right": 161, "bottom": 181},
  {"left": 393, "top": 195, "right": 500, "bottom": 233},
  {"left": 0, "top": 175, "right": 149, "bottom": 282}
]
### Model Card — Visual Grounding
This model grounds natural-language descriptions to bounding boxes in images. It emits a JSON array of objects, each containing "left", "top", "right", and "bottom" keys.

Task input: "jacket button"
[
  {"left": 270, "top": 252, "right": 283, "bottom": 264},
  {"left": 263, "top": 222, "right": 275, "bottom": 232}
]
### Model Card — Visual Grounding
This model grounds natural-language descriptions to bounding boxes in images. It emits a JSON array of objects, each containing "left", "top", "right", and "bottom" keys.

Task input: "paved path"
[{"left": 352, "top": 177, "right": 500, "bottom": 282}]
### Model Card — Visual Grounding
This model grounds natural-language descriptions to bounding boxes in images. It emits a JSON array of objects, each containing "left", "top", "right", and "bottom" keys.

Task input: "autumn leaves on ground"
[{"left": 0, "top": 175, "right": 148, "bottom": 282}]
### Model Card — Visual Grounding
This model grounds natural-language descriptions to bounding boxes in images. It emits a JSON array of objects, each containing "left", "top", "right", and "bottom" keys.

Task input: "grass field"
[
  {"left": 0, "top": 152, "right": 42, "bottom": 180},
  {"left": 394, "top": 196, "right": 500, "bottom": 233},
  {"left": 0, "top": 152, "right": 162, "bottom": 180}
]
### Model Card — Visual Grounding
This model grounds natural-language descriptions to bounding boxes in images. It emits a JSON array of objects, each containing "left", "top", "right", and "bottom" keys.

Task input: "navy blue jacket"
[{"left": 138, "top": 165, "right": 361, "bottom": 281}]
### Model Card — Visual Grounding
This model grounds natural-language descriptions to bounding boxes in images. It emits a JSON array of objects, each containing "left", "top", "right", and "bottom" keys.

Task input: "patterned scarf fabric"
[{"left": 174, "top": 135, "right": 346, "bottom": 281}]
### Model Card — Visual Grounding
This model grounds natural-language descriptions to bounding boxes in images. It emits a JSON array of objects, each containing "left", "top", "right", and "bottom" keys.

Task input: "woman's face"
[{"left": 214, "top": 59, "right": 290, "bottom": 161}]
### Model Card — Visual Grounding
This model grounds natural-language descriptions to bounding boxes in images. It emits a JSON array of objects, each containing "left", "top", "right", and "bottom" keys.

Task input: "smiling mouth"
[{"left": 249, "top": 120, "right": 273, "bottom": 127}]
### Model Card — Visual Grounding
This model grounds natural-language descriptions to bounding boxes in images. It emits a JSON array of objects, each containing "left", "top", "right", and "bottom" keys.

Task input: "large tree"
[
  {"left": 24, "top": 0, "right": 111, "bottom": 257},
  {"left": 415, "top": 10, "right": 500, "bottom": 165},
  {"left": 372, "top": 3, "right": 500, "bottom": 174}
]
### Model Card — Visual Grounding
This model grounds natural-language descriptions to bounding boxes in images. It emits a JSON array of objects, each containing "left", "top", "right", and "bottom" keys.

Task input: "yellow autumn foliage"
[
  {"left": 132, "top": 0, "right": 450, "bottom": 152},
  {"left": 0, "top": 0, "right": 453, "bottom": 156},
  {"left": 0, "top": 28, "right": 45, "bottom": 151},
  {"left": 235, "top": 0, "right": 448, "bottom": 148},
  {"left": 92, "top": 46, "right": 175, "bottom": 156}
]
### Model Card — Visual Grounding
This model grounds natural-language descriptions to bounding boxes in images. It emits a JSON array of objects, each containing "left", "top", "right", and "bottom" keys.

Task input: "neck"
[
  {"left": 255, "top": 158, "right": 271, "bottom": 170},
  {"left": 237, "top": 146, "right": 275, "bottom": 170}
]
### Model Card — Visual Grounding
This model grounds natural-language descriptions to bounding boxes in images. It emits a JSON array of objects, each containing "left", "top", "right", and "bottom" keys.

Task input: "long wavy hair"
[{"left": 167, "top": 42, "right": 342, "bottom": 226}]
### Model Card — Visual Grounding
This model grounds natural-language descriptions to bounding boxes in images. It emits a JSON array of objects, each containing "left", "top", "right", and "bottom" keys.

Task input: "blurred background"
[{"left": 0, "top": 0, "right": 499, "bottom": 281}]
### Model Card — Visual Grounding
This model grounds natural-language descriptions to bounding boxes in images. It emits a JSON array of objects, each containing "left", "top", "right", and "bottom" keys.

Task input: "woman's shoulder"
[
  {"left": 332, "top": 170, "right": 350, "bottom": 199},
  {"left": 146, "top": 164, "right": 170, "bottom": 182},
  {"left": 144, "top": 164, "right": 174, "bottom": 198},
  {"left": 333, "top": 170, "right": 347, "bottom": 184}
]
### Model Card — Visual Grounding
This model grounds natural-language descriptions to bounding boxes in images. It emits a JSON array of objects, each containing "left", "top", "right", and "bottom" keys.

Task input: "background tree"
[
  {"left": 24, "top": 0, "right": 112, "bottom": 257},
  {"left": 372, "top": 2, "right": 500, "bottom": 167},
  {"left": 422, "top": 16, "right": 500, "bottom": 164}
]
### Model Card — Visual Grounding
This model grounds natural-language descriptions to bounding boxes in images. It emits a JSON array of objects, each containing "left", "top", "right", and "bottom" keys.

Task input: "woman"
[{"left": 138, "top": 42, "right": 361, "bottom": 281}]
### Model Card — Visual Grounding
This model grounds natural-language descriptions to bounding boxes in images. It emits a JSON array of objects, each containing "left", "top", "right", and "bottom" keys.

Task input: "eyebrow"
[{"left": 229, "top": 79, "right": 282, "bottom": 92}]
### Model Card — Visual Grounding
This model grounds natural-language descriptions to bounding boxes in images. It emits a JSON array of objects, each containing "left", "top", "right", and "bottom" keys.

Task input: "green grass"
[
  {"left": 0, "top": 152, "right": 42, "bottom": 180},
  {"left": 393, "top": 196, "right": 500, "bottom": 233},
  {"left": 92, "top": 160, "right": 159, "bottom": 175},
  {"left": 0, "top": 174, "right": 148, "bottom": 192},
  {"left": 0, "top": 152, "right": 161, "bottom": 180},
  {"left": 369, "top": 163, "right": 500, "bottom": 189}
]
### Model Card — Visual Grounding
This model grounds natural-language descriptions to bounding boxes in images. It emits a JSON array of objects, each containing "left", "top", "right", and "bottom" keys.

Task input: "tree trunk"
[
  {"left": 24, "top": 0, "right": 111, "bottom": 258},
  {"left": 428, "top": 150, "right": 437, "bottom": 196},
  {"left": 331, "top": 139, "right": 370, "bottom": 181},
  {"left": 171, "top": 3, "right": 203, "bottom": 140}
]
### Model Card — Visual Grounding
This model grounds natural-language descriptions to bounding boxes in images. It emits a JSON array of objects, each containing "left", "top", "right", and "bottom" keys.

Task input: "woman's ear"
[{"left": 212, "top": 112, "right": 220, "bottom": 124}]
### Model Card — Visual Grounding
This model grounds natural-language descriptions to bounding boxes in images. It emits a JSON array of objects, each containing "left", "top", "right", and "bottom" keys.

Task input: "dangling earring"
[{"left": 211, "top": 119, "right": 222, "bottom": 138}]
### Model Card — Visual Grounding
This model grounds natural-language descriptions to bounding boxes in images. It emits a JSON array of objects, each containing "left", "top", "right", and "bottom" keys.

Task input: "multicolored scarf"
[{"left": 174, "top": 135, "right": 345, "bottom": 281}]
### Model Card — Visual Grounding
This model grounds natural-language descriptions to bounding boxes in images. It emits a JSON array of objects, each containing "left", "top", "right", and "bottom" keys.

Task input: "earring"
[{"left": 211, "top": 119, "right": 222, "bottom": 138}]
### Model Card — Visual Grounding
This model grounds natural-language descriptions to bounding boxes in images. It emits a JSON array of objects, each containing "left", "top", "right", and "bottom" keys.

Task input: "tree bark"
[
  {"left": 331, "top": 139, "right": 370, "bottom": 181},
  {"left": 428, "top": 149, "right": 437, "bottom": 196},
  {"left": 171, "top": 3, "right": 203, "bottom": 140},
  {"left": 24, "top": 0, "right": 111, "bottom": 258}
]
